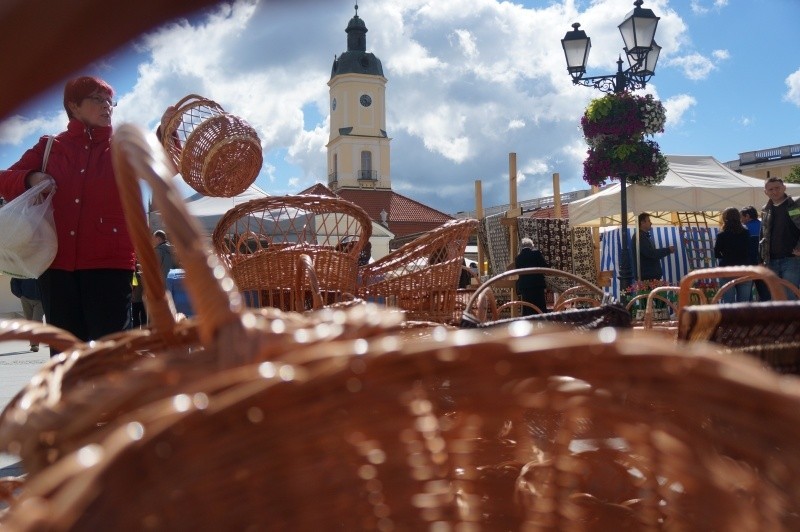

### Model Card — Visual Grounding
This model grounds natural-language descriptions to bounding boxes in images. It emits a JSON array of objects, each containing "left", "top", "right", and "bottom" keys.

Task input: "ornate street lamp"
[{"left": 561, "top": 0, "right": 660, "bottom": 289}]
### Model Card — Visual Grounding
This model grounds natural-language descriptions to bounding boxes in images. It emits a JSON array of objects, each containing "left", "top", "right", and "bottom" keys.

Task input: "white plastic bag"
[{"left": 0, "top": 180, "right": 57, "bottom": 278}]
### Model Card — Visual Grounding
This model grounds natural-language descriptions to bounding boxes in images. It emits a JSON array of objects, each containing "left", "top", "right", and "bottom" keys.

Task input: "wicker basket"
[
  {"left": 357, "top": 219, "right": 478, "bottom": 324},
  {"left": 212, "top": 195, "right": 373, "bottom": 311},
  {"left": 0, "top": 125, "right": 399, "bottom": 481},
  {"left": 161, "top": 94, "right": 262, "bottom": 197},
  {"left": 6, "top": 326, "right": 800, "bottom": 530}
]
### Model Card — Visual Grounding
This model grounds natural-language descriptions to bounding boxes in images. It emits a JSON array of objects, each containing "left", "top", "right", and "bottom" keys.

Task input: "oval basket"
[{"left": 162, "top": 94, "right": 262, "bottom": 198}]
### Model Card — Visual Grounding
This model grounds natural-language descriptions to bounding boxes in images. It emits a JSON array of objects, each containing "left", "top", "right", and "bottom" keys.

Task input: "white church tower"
[{"left": 326, "top": 3, "right": 391, "bottom": 191}]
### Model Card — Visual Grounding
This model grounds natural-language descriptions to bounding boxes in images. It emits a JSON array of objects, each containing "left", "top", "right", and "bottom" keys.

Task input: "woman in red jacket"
[{"left": 0, "top": 76, "right": 135, "bottom": 349}]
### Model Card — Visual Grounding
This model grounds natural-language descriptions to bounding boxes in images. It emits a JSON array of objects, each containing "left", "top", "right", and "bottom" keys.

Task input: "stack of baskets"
[{"left": 161, "top": 94, "right": 262, "bottom": 198}]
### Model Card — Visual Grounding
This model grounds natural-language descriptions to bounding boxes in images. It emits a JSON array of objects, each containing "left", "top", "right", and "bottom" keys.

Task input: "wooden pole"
[
  {"left": 552, "top": 172, "right": 561, "bottom": 218},
  {"left": 474, "top": 179, "right": 485, "bottom": 275},
  {"left": 508, "top": 153, "right": 519, "bottom": 316},
  {"left": 508, "top": 153, "right": 518, "bottom": 262}
]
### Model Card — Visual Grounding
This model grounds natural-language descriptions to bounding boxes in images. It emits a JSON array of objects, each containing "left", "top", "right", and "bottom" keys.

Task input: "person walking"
[
  {"left": 0, "top": 76, "right": 134, "bottom": 351},
  {"left": 131, "top": 263, "right": 147, "bottom": 328},
  {"left": 633, "top": 213, "right": 675, "bottom": 282},
  {"left": 153, "top": 230, "right": 175, "bottom": 283},
  {"left": 760, "top": 177, "right": 800, "bottom": 299},
  {"left": 714, "top": 208, "right": 752, "bottom": 303},
  {"left": 515, "top": 237, "right": 549, "bottom": 315},
  {"left": 741, "top": 206, "right": 770, "bottom": 301},
  {"left": 9, "top": 278, "right": 44, "bottom": 351}
]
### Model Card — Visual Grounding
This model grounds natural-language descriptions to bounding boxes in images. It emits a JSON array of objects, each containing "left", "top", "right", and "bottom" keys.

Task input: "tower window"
[{"left": 359, "top": 151, "right": 375, "bottom": 180}]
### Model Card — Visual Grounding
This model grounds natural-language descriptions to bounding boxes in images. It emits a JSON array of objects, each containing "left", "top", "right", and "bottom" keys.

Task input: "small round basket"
[{"left": 162, "top": 94, "right": 262, "bottom": 198}]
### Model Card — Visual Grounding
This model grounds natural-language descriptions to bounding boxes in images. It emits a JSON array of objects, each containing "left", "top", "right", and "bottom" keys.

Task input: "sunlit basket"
[
  {"left": 0, "top": 125, "right": 399, "bottom": 482},
  {"left": 7, "top": 325, "right": 800, "bottom": 530},
  {"left": 161, "top": 94, "right": 262, "bottom": 197}
]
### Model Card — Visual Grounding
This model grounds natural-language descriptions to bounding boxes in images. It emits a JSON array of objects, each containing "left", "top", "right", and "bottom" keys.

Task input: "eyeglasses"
[{"left": 86, "top": 96, "right": 117, "bottom": 108}]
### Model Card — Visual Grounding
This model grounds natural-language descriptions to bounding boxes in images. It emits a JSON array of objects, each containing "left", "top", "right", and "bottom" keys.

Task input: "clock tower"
[{"left": 327, "top": 4, "right": 391, "bottom": 191}]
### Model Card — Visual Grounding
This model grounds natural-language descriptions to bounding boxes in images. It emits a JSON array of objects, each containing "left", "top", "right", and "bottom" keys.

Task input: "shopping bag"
[{"left": 0, "top": 180, "right": 57, "bottom": 278}]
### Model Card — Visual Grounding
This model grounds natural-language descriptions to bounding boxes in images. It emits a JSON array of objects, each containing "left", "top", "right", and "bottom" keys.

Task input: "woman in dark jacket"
[
  {"left": 0, "top": 76, "right": 135, "bottom": 348},
  {"left": 714, "top": 207, "right": 752, "bottom": 302},
  {"left": 515, "top": 237, "right": 549, "bottom": 315}
]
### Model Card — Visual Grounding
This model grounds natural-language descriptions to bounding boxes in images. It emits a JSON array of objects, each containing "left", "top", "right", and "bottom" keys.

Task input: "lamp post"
[{"left": 561, "top": 0, "right": 661, "bottom": 290}]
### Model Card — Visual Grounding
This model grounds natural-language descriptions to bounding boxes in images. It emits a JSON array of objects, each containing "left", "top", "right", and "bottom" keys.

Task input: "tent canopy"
[
  {"left": 149, "top": 182, "right": 270, "bottom": 234},
  {"left": 568, "top": 155, "right": 800, "bottom": 227}
]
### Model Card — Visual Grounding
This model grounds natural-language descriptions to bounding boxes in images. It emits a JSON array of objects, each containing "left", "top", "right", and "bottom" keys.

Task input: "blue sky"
[{"left": 1, "top": 0, "right": 798, "bottom": 215}]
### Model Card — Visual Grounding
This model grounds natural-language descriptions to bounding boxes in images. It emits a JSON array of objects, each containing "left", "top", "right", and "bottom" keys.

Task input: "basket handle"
[
  {"left": 463, "top": 267, "right": 604, "bottom": 323},
  {"left": 111, "top": 124, "right": 242, "bottom": 346},
  {"left": 677, "top": 265, "right": 785, "bottom": 310},
  {"left": 0, "top": 319, "right": 80, "bottom": 352},
  {"left": 170, "top": 94, "right": 215, "bottom": 111},
  {"left": 295, "top": 254, "right": 323, "bottom": 311},
  {"left": 111, "top": 132, "right": 177, "bottom": 336}
]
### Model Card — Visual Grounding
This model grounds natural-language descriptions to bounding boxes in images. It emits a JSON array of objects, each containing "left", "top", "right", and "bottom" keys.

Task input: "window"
[{"left": 359, "top": 151, "right": 374, "bottom": 180}]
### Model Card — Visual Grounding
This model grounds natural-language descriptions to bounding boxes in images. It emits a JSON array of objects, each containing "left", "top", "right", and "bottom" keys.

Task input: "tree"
[{"left": 786, "top": 165, "right": 800, "bottom": 184}]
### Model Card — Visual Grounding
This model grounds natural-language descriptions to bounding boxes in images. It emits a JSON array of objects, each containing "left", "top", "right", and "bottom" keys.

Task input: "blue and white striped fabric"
[{"left": 600, "top": 226, "right": 720, "bottom": 298}]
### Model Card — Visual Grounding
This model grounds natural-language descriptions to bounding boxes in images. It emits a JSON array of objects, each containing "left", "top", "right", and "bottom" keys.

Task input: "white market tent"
[
  {"left": 149, "top": 182, "right": 270, "bottom": 234},
  {"left": 569, "top": 155, "right": 800, "bottom": 227}
]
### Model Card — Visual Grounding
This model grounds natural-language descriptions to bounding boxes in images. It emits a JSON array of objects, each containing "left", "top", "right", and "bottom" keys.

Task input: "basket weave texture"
[
  {"left": 6, "top": 326, "right": 800, "bottom": 530},
  {"left": 212, "top": 195, "right": 372, "bottom": 311},
  {"left": 357, "top": 218, "right": 478, "bottom": 323},
  {"left": 0, "top": 126, "right": 394, "bottom": 481},
  {"left": 5, "top": 128, "right": 800, "bottom": 530},
  {"left": 162, "top": 94, "right": 262, "bottom": 198}
]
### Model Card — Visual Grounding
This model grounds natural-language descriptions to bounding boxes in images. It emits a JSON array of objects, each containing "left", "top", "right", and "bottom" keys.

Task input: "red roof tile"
[
  {"left": 296, "top": 184, "right": 453, "bottom": 238},
  {"left": 522, "top": 204, "right": 570, "bottom": 220}
]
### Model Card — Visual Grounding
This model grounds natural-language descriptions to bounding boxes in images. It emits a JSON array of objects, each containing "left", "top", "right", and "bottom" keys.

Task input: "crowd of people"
[{"left": 512, "top": 176, "right": 800, "bottom": 312}]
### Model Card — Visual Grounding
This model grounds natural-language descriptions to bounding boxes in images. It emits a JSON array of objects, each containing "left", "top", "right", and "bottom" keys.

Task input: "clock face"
[
  {"left": 331, "top": 98, "right": 337, "bottom": 111},
  {"left": 359, "top": 94, "right": 372, "bottom": 107}
]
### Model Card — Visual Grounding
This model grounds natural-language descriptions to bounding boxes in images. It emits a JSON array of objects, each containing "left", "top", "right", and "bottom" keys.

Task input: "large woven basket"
[
  {"left": 5, "top": 325, "right": 800, "bottom": 530},
  {"left": 212, "top": 195, "right": 373, "bottom": 311},
  {"left": 0, "top": 125, "right": 399, "bottom": 482},
  {"left": 357, "top": 218, "right": 478, "bottom": 324},
  {"left": 161, "top": 94, "right": 262, "bottom": 197}
]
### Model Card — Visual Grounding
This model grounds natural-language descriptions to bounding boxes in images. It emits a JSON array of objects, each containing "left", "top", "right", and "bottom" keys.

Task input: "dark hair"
[
  {"left": 740, "top": 206, "right": 758, "bottom": 220},
  {"left": 721, "top": 207, "right": 745, "bottom": 234},
  {"left": 638, "top": 212, "right": 650, "bottom": 225},
  {"left": 153, "top": 230, "right": 167, "bottom": 241},
  {"left": 63, "top": 76, "right": 114, "bottom": 119},
  {"left": 765, "top": 177, "right": 784, "bottom": 186}
]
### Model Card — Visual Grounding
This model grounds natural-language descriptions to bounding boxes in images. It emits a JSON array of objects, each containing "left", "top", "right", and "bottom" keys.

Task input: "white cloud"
[
  {"left": 0, "top": 114, "right": 62, "bottom": 145},
  {"left": 0, "top": 0, "right": 705, "bottom": 213},
  {"left": 663, "top": 94, "right": 696, "bottom": 128},
  {"left": 689, "top": 0, "right": 728, "bottom": 15},
  {"left": 712, "top": 49, "right": 730, "bottom": 61},
  {"left": 451, "top": 29, "right": 479, "bottom": 60},
  {"left": 667, "top": 52, "right": 721, "bottom": 81},
  {"left": 786, "top": 68, "right": 800, "bottom": 107}
]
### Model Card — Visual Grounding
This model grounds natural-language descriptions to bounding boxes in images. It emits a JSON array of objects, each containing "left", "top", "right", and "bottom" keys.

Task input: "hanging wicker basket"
[{"left": 161, "top": 94, "right": 262, "bottom": 198}]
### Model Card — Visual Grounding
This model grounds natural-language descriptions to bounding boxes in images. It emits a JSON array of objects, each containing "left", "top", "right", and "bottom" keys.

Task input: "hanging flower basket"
[
  {"left": 580, "top": 91, "right": 668, "bottom": 188},
  {"left": 583, "top": 137, "right": 669, "bottom": 188},
  {"left": 581, "top": 92, "right": 666, "bottom": 139}
]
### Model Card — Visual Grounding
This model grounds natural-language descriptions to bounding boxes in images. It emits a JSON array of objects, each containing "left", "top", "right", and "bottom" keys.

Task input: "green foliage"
[{"left": 786, "top": 165, "right": 800, "bottom": 184}]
